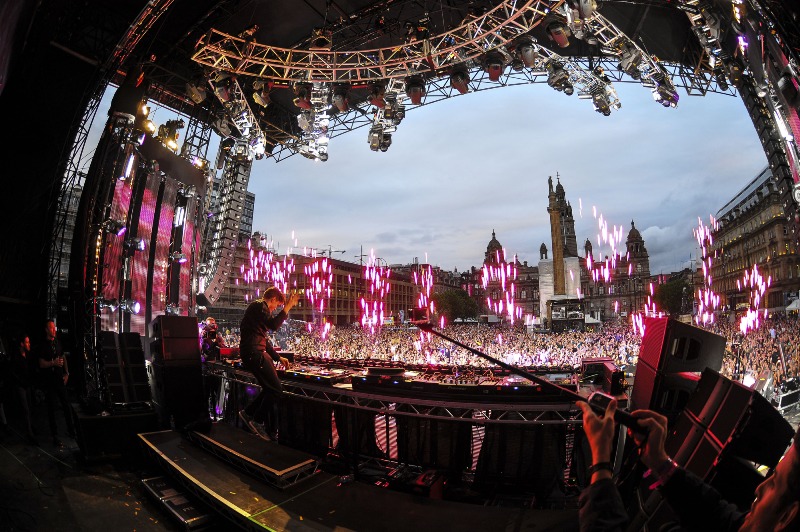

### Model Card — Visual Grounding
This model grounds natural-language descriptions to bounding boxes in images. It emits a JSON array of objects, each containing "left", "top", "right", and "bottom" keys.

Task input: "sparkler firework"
[
  {"left": 360, "top": 250, "right": 391, "bottom": 335},
  {"left": 481, "top": 250, "right": 522, "bottom": 324},
  {"left": 693, "top": 216, "right": 720, "bottom": 326}
]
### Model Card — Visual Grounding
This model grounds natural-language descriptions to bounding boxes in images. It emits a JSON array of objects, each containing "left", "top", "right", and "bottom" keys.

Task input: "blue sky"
[{"left": 90, "top": 77, "right": 767, "bottom": 275}]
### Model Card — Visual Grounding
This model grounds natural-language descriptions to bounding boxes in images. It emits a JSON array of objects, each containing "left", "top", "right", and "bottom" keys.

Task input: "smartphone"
[{"left": 587, "top": 391, "right": 645, "bottom": 433}]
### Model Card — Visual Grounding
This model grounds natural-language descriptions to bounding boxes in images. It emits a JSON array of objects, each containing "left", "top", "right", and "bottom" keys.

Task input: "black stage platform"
[{"left": 140, "top": 425, "right": 579, "bottom": 531}]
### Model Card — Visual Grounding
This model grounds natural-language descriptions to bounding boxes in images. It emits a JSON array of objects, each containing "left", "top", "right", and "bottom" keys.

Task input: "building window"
[{"left": 521, "top": 290, "right": 527, "bottom": 299}]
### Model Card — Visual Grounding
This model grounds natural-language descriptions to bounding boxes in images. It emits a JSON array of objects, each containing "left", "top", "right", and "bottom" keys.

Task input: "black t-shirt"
[
  {"left": 35, "top": 338, "right": 66, "bottom": 383},
  {"left": 239, "top": 299, "right": 287, "bottom": 362}
]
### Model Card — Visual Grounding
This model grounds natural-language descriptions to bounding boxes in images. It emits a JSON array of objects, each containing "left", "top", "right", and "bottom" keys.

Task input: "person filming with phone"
[{"left": 577, "top": 398, "right": 800, "bottom": 532}]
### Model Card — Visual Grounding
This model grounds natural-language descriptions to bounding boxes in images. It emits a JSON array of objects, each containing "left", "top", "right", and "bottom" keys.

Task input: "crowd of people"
[{"left": 218, "top": 314, "right": 799, "bottom": 389}]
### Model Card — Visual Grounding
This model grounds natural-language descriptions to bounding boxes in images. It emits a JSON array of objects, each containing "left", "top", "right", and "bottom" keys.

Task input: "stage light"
[
  {"left": 104, "top": 219, "right": 127, "bottom": 236},
  {"left": 331, "top": 84, "right": 350, "bottom": 112},
  {"left": 186, "top": 82, "right": 207, "bottom": 104},
  {"left": 404, "top": 76, "right": 425, "bottom": 105},
  {"left": 171, "top": 252, "right": 188, "bottom": 264},
  {"left": 97, "top": 298, "right": 118, "bottom": 311},
  {"left": 118, "top": 152, "right": 136, "bottom": 181},
  {"left": 650, "top": 69, "right": 679, "bottom": 108},
  {"left": 191, "top": 156, "right": 207, "bottom": 169},
  {"left": 484, "top": 51, "right": 506, "bottom": 82},
  {"left": 124, "top": 237, "right": 146, "bottom": 252},
  {"left": 547, "top": 61, "right": 573, "bottom": 95},
  {"left": 713, "top": 67, "right": 729, "bottom": 91},
  {"left": 368, "top": 125, "right": 383, "bottom": 151},
  {"left": 293, "top": 83, "right": 312, "bottom": 109},
  {"left": 253, "top": 89, "right": 270, "bottom": 107},
  {"left": 591, "top": 89, "right": 612, "bottom": 116},
  {"left": 546, "top": 20, "right": 570, "bottom": 48},
  {"left": 449, "top": 70, "right": 470, "bottom": 94},
  {"left": 120, "top": 299, "right": 141, "bottom": 315},
  {"left": 369, "top": 83, "right": 386, "bottom": 108},
  {"left": 617, "top": 42, "right": 642, "bottom": 80},
  {"left": 156, "top": 119, "right": 184, "bottom": 153},
  {"left": 514, "top": 37, "right": 537, "bottom": 68}
]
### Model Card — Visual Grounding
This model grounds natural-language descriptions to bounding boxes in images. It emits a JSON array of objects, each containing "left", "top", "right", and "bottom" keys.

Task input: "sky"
[
  {"left": 88, "top": 76, "right": 767, "bottom": 276},
  {"left": 244, "top": 80, "right": 766, "bottom": 275}
]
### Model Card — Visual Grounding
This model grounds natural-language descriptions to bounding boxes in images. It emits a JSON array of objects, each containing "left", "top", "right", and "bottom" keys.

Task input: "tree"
[
  {"left": 654, "top": 278, "right": 689, "bottom": 316},
  {"left": 431, "top": 288, "right": 479, "bottom": 323}
]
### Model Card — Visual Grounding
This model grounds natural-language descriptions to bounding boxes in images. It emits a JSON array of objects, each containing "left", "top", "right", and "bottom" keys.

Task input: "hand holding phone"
[{"left": 587, "top": 391, "right": 646, "bottom": 434}]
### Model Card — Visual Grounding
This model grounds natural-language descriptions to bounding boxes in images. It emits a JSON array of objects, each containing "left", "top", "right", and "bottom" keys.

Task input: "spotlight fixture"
[
  {"left": 617, "top": 42, "right": 642, "bottom": 80},
  {"left": 171, "top": 252, "right": 188, "bottom": 264},
  {"left": 713, "top": 66, "right": 729, "bottom": 91},
  {"left": 368, "top": 83, "right": 386, "bottom": 108},
  {"left": 546, "top": 61, "right": 574, "bottom": 95},
  {"left": 186, "top": 81, "right": 207, "bottom": 104},
  {"left": 124, "top": 237, "right": 146, "bottom": 252},
  {"left": 120, "top": 299, "right": 141, "bottom": 315},
  {"left": 293, "top": 83, "right": 312, "bottom": 109},
  {"left": 404, "top": 76, "right": 426, "bottom": 105},
  {"left": 449, "top": 70, "right": 470, "bottom": 94},
  {"left": 119, "top": 151, "right": 137, "bottom": 181},
  {"left": 484, "top": 51, "right": 506, "bottom": 82},
  {"left": 514, "top": 36, "right": 537, "bottom": 68},
  {"left": 104, "top": 219, "right": 127, "bottom": 236},
  {"left": 546, "top": 20, "right": 571, "bottom": 48},
  {"left": 331, "top": 83, "right": 350, "bottom": 112},
  {"left": 156, "top": 119, "right": 185, "bottom": 153},
  {"left": 97, "top": 298, "right": 118, "bottom": 311},
  {"left": 591, "top": 88, "right": 612, "bottom": 116}
]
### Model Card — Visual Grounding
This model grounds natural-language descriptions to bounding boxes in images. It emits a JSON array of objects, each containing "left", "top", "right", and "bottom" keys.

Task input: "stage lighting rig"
[
  {"left": 513, "top": 36, "right": 537, "bottom": 69},
  {"left": 484, "top": 51, "right": 507, "bottom": 82},
  {"left": 293, "top": 82, "right": 333, "bottom": 161},
  {"left": 119, "top": 299, "right": 141, "bottom": 315},
  {"left": 546, "top": 61, "right": 574, "bottom": 95},
  {"left": 293, "top": 83, "right": 313, "bottom": 110},
  {"left": 650, "top": 66, "right": 680, "bottom": 108},
  {"left": 97, "top": 298, "right": 118, "bottom": 311},
  {"left": 207, "top": 70, "right": 268, "bottom": 161},
  {"left": 186, "top": 80, "right": 207, "bottom": 104},
  {"left": 404, "top": 76, "right": 426, "bottom": 105},
  {"left": 170, "top": 252, "right": 188, "bottom": 264},
  {"left": 545, "top": 19, "right": 571, "bottom": 49},
  {"left": 591, "top": 86, "right": 612, "bottom": 116},
  {"left": 104, "top": 219, "right": 127, "bottom": 237},
  {"left": 156, "top": 119, "right": 185, "bottom": 153},
  {"left": 124, "top": 237, "right": 146, "bottom": 252},
  {"left": 331, "top": 84, "right": 350, "bottom": 112},
  {"left": 368, "top": 79, "right": 405, "bottom": 153},
  {"left": 449, "top": 70, "right": 470, "bottom": 94},
  {"left": 252, "top": 80, "right": 271, "bottom": 108},
  {"left": 617, "top": 41, "right": 643, "bottom": 80}
]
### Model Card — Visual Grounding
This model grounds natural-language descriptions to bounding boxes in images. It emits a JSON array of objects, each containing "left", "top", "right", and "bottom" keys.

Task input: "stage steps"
[
  {"left": 138, "top": 427, "right": 580, "bottom": 531},
  {"left": 187, "top": 423, "right": 319, "bottom": 489}
]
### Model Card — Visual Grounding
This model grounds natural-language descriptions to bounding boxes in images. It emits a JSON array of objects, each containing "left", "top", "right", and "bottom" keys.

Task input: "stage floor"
[{"left": 0, "top": 391, "right": 796, "bottom": 531}]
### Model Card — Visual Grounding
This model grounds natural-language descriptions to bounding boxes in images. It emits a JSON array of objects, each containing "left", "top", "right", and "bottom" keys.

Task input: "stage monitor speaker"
[
  {"left": 681, "top": 368, "right": 793, "bottom": 467},
  {"left": 73, "top": 403, "right": 159, "bottom": 461},
  {"left": 638, "top": 317, "right": 725, "bottom": 374},
  {"left": 631, "top": 318, "right": 725, "bottom": 416},
  {"left": 581, "top": 357, "right": 613, "bottom": 385},
  {"left": 630, "top": 362, "right": 699, "bottom": 419}
]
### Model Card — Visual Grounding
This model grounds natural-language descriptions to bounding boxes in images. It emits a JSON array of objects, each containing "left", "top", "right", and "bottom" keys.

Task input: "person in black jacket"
[
  {"left": 35, "top": 320, "right": 75, "bottom": 447},
  {"left": 237, "top": 287, "right": 300, "bottom": 441},
  {"left": 577, "top": 398, "right": 799, "bottom": 532},
  {"left": 9, "top": 335, "right": 37, "bottom": 444}
]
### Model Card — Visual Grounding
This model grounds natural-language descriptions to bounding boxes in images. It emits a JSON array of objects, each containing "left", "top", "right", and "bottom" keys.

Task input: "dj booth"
[{"left": 204, "top": 355, "right": 599, "bottom": 496}]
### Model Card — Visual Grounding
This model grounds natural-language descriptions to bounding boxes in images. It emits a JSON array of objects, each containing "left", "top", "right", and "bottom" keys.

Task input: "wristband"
[
  {"left": 588, "top": 462, "right": 613, "bottom": 475},
  {"left": 647, "top": 458, "right": 679, "bottom": 489}
]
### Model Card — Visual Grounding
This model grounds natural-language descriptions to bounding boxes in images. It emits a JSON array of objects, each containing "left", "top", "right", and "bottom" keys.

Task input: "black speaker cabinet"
[
  {"left": 150, "top": 315, "right": 199, "bottom": 339},
  {"left": 73, "top": 403, "right": 159, "bottom": 461},
  {"left": 150, "top": 362, "right": 206, "bottom": 429},
  {"left": 150, "top": 337, "right": 201, "bottom": 366},
  {"left": 631, "top": 317, "right": 725, "bottom": 416}
]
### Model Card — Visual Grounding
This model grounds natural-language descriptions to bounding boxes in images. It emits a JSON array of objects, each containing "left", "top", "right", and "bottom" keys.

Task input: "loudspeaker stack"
[
  {"left": 631, "top": 317, "right": 726, "bottom": 420},
  {"left": 149, "top": 315, "right": 206, "bottom": 430}
]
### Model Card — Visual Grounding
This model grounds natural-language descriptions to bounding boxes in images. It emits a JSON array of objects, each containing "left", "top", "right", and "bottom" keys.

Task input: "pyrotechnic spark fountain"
[
  {"left": 304, "top": 255, "right": 333, "bottom": 339},
  {"left": 360, "top": 250, "right": 391, "bottom": 335},
  {"left": 693, "top": 216, "right": 720, "bottom": 327},
  {"left": 240, "top": 235, "right": 296, "bottom": 303},
  {"left": 738, "top": 263, "right": 770, "bottom": 335},
  {"left": 481, "top": 251, "right": 522, "bottom": 324}
]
